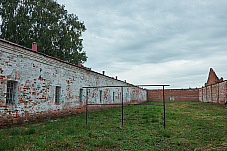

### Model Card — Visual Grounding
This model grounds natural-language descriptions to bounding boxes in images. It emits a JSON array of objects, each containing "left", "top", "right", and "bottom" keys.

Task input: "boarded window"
[
  {"left": 6, "top": 81, "right": 18, "bottom": 104},
  {"left": 79, "top": 88, "right": 83, "bottom": 102},
  {"left": 100, "top": 90, "right": 102, "bottom": 103},
  {"left": 55, "top": 86, "right": 61, "bottom": 104}
]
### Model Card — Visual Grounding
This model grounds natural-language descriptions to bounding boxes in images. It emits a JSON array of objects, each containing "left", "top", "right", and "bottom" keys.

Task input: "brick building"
[
  {"left": 0, "top": 39, "right": 147, "bottom": 126},
  {"left": 199, "top": 68, "right": 227, "bottom": 104}
]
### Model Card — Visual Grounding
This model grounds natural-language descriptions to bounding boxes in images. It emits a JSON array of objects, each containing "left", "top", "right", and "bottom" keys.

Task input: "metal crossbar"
[
  {"left": 87, "top": 103, "right": 122, "bottom": 106},
  {"left": 83, "top": 84, "right": 170, "bottom": 129},
  {"left": 82, "top": 84, "right": 170, "bottom": 89},
  {"left": 132, "top": 104, "right": 163, "bottom": 106}
]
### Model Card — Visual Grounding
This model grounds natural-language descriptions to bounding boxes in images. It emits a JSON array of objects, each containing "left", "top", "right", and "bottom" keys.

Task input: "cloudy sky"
[{"left": 58, "top": 0, "right": 227, "bottom": 89}]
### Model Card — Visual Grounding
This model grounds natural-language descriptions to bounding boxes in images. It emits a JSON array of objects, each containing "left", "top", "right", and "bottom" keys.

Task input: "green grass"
[{"left": 0, "top": 102, "right": 226, "bottom": 150}]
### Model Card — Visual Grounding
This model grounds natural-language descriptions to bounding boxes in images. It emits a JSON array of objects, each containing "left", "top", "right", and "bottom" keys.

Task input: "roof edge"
[{"left": 0, "top": 38, "right": 141, "bottom": 88}]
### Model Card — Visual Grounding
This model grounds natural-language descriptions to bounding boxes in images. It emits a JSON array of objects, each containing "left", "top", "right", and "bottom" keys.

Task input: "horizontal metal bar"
[
  {"left": 87, "top": 103, "right": 163, "bottom": 106},
  {"left": 136, "top": 85, "right": 170, "bottom": 87},
  {"left": 82, "top": 84, "right": 170, "bottom": 89},
  {"left": 87, "top": 103, "right": 122, "bottom": 106},
  {"left": 83, "top": 86, "right": 124, "bottom": 88},
  {"left": 132, "top": 104, "right": 163, "bottom": 106}
]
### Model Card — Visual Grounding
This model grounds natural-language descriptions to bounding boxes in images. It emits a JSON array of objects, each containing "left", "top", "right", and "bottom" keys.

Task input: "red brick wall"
[
  {"left": 199, "top": 81, "right": 227, "bottom": 104},
  {"left": 147, "top": 89, "right": 199, "bottom": 102}
]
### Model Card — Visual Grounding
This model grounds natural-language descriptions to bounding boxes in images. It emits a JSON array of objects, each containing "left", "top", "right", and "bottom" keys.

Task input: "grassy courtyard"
[{"left": 0, "top": 102, "right": 226, "bottom": 150}]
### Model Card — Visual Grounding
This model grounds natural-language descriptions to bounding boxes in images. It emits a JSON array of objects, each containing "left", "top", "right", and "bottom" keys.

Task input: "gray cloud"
[{"left": 58, "top": 0, "right": 227, "bottom": 88}]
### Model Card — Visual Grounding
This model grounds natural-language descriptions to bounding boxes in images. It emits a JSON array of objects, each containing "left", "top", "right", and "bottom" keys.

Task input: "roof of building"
[{"left": 205, "top": 68, "right": 224, "bottom": 86}]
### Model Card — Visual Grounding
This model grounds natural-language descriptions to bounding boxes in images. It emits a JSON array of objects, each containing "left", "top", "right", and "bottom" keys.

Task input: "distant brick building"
[{"left": 199, "top": 68, "right": 227, "bottom": 104}]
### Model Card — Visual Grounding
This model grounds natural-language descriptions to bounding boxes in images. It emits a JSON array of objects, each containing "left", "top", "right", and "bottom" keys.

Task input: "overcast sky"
[{"left": 58, "top": 0, "right": 227, "bottom": 89}]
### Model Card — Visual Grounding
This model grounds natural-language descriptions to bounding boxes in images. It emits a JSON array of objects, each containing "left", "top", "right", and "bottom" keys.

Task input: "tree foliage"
[{"left": 0, "top": 0, "right": 87, "bottom": 64}]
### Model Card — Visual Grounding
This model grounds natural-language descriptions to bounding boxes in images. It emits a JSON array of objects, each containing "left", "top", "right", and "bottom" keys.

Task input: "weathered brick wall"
[
  {"left": 199, "top": 81, "right": 227, "bottom": 104},
  {"left": 0, "top": 40, "right": 147, "bottom": 126},
  {"left": 147, "top": 89, "right": 199, "bottom": 102}
]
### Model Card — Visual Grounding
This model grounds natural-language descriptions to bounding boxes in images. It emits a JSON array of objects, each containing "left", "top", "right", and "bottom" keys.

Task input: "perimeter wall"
[
  {"left": 147, "top": 88, "right": 199, "bottom": 102},
  {"left": 199, "top": 81, "right": 227, "bottom": 104}
]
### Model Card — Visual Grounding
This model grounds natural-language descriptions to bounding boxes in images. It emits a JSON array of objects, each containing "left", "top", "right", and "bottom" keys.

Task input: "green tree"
[{"left": 0, "top": 0, "right": 87, "bottom": 64}]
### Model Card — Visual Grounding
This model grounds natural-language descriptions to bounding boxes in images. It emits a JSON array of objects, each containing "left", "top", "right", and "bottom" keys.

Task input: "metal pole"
[
  {"left": 121, "top": 86, "right": 124, "bottom": 126},
  {"left": 163, "top": 86, "right": 165, "bottom": 129},
  {"left": 86, "top": 88, "right": 88, "bottom": 125}
]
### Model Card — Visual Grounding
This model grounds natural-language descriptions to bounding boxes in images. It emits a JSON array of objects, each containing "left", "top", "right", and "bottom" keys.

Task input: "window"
[
  {"left": 6, "top": 81, "right": 18, "bottom": 104},
  {"left": 79, "top": 88, "right": 83, "bottom": 102},
  {"left": 170, "top": 97, "right": 175, "bottom": 101},
  {"left": 55, "top": 86, "right": 61, "bottom": 104},
  {"left": 113, "top": 92, "right": 115, "bottom": 102},
  {"left": 100, "top": 90, "right": 102, "bottom": 103}
]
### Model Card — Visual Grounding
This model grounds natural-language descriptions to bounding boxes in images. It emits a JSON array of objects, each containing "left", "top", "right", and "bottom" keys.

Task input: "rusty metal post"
[
  {"left": 163, "top": 86, "right": 166, "bottom": 129},
  {"left": 121, "top": 86, "right": 124, "bottom": 126},
  {"left": 86, "top": 88, "right": 88, "bottom": 125}
]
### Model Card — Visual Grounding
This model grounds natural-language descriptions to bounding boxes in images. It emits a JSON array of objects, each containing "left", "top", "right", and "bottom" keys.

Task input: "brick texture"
[
  {"left": 199, "top": 68, "right": 226, "bottom": 105},
  {"left": 147, "top": 88, "right": 199, "bottom": 102},
  {"left": 199, "top": 81, "right": 227, "bottom": 104}
]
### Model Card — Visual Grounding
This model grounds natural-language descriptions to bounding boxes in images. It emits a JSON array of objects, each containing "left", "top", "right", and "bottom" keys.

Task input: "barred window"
[
  {"left": 6, "top": 81, "right": 18, "bottom": 104},
  {"left": 55, "top": 86, "right": 61, "bottom": 104}
]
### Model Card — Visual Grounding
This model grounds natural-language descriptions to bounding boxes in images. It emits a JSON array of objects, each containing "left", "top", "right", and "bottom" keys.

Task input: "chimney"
[
  {"left": 102, "top": 71, "right": 105, "bottom": 75},
  {"left": 32, "top": 42, "right": 37, "bottom": 52},
  {"left": 116, "top": 76, "right": 117, "bottom": 80},
  {"left": 78, "top": 61, "right": 81, "bottom": 67}
]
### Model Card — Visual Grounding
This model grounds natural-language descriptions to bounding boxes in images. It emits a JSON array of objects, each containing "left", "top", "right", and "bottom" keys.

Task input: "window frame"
[
  {"left": 55, "top": 86, "right": 61, "bottom": 104},
  {"left": 6, "top": 80, "right": 18, "bottom": 105}
]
